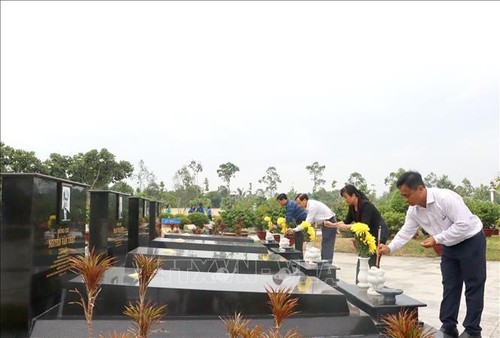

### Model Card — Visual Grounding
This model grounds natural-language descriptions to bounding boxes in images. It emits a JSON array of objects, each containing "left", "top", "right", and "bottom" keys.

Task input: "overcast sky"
[{"left": 1, "top": 1, "right": 499, "bottom": 196}]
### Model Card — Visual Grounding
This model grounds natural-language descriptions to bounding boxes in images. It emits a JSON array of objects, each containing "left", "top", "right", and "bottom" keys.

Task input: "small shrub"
[
  {"left": 465, "top": 198, "right": 500, "bottom": 228},
  {"left": 187, "top": 212, "right": 209, "bottom": 227}
]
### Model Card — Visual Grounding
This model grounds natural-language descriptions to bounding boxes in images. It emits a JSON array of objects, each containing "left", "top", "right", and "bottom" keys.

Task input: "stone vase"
[
  {"left": 357, "top": 256, "right": 370, "bottom": 288},
  {"left": 367, "top": 266, "right": 385, "bottom": 295}
]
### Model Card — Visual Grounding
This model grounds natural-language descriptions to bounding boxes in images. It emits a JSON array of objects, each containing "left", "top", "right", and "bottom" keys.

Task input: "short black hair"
[
  {"left": 277, "top": 193, "right": 287, "bottom": 201},
  {"left": 396, "top": 171, "right": 426, "bottom": 190},
  {"left": 296, "top": 193, "right": 309, "bottom": 201}
]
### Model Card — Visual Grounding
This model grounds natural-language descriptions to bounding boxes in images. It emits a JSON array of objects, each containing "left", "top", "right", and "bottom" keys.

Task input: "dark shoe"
[
  {"left": 440, "top": 326, "right": 459, "bottom": 338},
  {"left": 458, "top": 331, "right": 481, "bottom": 338}
]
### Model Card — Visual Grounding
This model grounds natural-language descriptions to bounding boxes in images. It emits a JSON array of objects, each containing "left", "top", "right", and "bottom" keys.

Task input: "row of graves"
[{"left": 1, "top": 173, "right": 429, "bottom": 338}]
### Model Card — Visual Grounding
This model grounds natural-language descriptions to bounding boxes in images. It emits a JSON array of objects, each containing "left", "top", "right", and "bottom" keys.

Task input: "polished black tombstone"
[
  {"left": 292, "top": 260, "right": 340, "bottom": 286},
  {"left": 128, "top": 197, "right": 151, "bottom": 251},
  {"left": 335, "top": 280, "right": 427, "bottom": 327},
  {"left": 62, "top": 267, "right": 351, "bottom": 317},
  {"left": 0, "top": 173, "right": 87, "bottom": 337},
  {"left": 151, "top": 237, "right": 268, "bottom": 254},
  {"left": 164, "top": 232, "right": 255, "bottom": 243},
  {"left": 125, "top": 246, "right": 294, "bottom": 274},
  {"left": 89, "top": 190, "right": 130, "bottom": 266},
  {"left": 150, "top": 200, "right": 162, "bottom": 239}
]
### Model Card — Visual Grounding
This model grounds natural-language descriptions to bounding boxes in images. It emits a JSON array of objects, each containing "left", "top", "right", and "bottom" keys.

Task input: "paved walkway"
[{"left": 332, "top": 252, "right": 499, "bottom": 338}]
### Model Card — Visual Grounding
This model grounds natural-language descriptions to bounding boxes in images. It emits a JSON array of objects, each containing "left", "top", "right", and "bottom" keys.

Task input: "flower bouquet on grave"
[
  {"left": 300, "top": 221, "right": 316, "bottom": 242},
  {"left": 350, "top": 222, "right": 376, "bottom": 258}
]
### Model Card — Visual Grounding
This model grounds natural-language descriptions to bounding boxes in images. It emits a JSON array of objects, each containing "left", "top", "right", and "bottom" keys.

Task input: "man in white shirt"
[
  {"left": 378, "top": 171, "right": 486, "bottom": 338},
  {"left": 296, "top": 193, "right": 337, "bottom": 262}
]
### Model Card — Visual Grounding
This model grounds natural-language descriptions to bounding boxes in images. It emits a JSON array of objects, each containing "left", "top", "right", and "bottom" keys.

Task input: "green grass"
[{"left": 324, "top": 233, "right": 500, "bottom": 261}]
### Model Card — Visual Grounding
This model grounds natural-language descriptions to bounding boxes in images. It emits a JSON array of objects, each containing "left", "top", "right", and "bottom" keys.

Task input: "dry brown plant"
[
  {"left": 69, "top": 247, "right": 115, "bottom": 338},
  {"left": 380, "top": 308, "right": 435, "bottom": 338},
  {"left": 265, "top": 285, "right": 300, "bottom": 330},
  {"left": 123, "top": 254, "right": 166, "bottom": 338},
  {"left": 220, "top": 312, "right": 263, "bottom": 338}
]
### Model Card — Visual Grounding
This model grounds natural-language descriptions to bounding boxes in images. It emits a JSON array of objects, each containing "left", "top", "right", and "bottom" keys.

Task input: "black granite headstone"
[
  {"left": 125, "top": 246, "right": 294, "bottom": 274},
  {"left": 0, "top": 173, "right": 87, "bottom": 336},
  {"left": 151, "top": 237, "right": 268, "bottom": 254},
  {"left": 128, "top": 197, "right": 150, "bottom": 251},
  {"left": 89, "top": 190, "right": 130, "bottom": 266}
]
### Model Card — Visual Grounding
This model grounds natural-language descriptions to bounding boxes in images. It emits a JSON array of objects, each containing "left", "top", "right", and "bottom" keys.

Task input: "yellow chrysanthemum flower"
[
  {"left": 350, "top": 222, "right": 376, "bottom": 257},
  {"left": 307, "top": 227, "right": 316, "bottom": 241},
  {"left": 300, "top": 221, "right": 312, "bottom": 230},
  {"left": 277, "top": 217, "right": 286, "bottom": 226}
]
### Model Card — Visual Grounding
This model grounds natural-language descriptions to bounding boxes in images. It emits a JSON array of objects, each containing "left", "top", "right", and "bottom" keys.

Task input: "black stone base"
[
  {"left": 292, "top": 259, "right": 340, "bottom": 286},
  {"left": 334, "top": 281, "right": 427, "bottom": 327},
  {"left": 31, "top": 316, "right": 382, "bottom": 338},
  {"left": 269, "top": 246, "right": 303, "bottom": 260}
]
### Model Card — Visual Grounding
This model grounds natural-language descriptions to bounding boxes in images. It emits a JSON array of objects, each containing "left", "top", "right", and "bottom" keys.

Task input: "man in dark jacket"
[{"left": 277, "top": 193, "right": 307, "bottom": 251}]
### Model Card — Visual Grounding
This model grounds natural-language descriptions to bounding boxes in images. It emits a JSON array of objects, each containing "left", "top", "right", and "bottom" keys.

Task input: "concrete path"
[{"left": 332, "top": 252, "right": 499, "bottom": 338}]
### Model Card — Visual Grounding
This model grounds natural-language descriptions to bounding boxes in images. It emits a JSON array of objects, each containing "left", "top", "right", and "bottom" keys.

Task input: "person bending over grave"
[
  {"left": 277, "top": 193, "right": 307, "bottom": 251},
  {"left": 377, "top": 171, "right": 486, "bottom": 338},
  {"left": 295, "top": 193, "right": 337, "bottom": 262},
  {"left": 324, "top": 184, "right": 389, "bottom": 282}
]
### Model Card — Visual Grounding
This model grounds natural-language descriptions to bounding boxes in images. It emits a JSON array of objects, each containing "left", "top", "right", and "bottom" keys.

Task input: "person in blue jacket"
[{"left": 277, "top": 193, "right": 307, "bottom": 251}]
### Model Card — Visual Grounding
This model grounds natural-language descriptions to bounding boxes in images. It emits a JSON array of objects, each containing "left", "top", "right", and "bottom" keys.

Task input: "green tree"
[
  {"left": 0, "top": 143, "right": 46, "bottom": 173},
  {"left": 187, "top": 160, "right": 203, "bottom": 187},
  {"left": 109, "top": 181, "right": 134, "bottom": 195},
  {"left": 68, "top": 148, "right": 134, "bottom": 189},
  {"left": 384, "top": 168, "right": 407, "bottom": 192},
  {"left": 424, "top": 172, "right": 438, "bottom": 187},
  {"left": 435, "top": 174, "right": 456, "bottom": 190},
  {"left": 135, "top": 159, "right": 156, "bottom": 192},
  {"left": 203, "top": 177, "right": 209, "bottom": 192},
  {"left": 43, "top": 153, "right": 73, "bottom": 179},
  {"left": 305, "top": 161, "right": 326, "bottom": 193},
  {"left": 258, "top": 166, "right": 282, "bottom": 197},
  {"left": 217, "top": 162, "right": 240, "bottom": 192},
  {"left": 456, "top": 178, "right": 474, "bottom": 198},
  {"left": 346, "top": 172, "right": 370, "bottom": 194},
  {"left": 173, "top": 165, "right": 194, "bottom": 190}
]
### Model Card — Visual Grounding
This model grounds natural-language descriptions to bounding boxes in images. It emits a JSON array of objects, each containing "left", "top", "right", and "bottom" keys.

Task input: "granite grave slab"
[
  {"left": 164, "top": 232, "right": 254, "bottom": 243},
  {"left": 151, "top": 237, "right": 268, "bottom": 254},
  {"left": 125, "top": 246, "right": 294, "bottom": 274},
  {"left": 62, "top": 267, "right": 350, "bottom": 318}
]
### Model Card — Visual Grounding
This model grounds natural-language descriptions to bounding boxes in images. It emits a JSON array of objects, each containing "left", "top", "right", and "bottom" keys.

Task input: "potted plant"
[{"left": 255, "top": 219, "right": 267, "bottom": 240}]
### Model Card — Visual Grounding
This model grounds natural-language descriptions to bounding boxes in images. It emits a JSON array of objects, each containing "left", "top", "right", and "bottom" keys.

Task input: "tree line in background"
[{"left": 1, "top": 143, "right": 499, "bottom": 234}]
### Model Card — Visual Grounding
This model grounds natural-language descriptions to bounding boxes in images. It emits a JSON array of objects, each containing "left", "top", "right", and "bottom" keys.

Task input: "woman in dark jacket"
[{"left": 325, "top": 185, "right": 389, "bottom": 278}]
